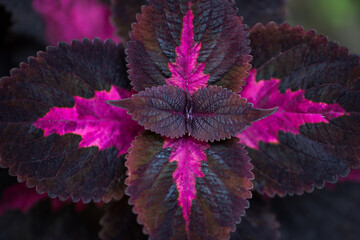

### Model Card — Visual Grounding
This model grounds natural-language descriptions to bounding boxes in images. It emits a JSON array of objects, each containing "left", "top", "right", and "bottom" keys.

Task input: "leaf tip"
[{"left": 249, "top": 106, "right": 278, "bottom": 122}]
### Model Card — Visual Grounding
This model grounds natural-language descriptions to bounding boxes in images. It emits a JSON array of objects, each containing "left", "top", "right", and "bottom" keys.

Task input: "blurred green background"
[{"left": 287, "top": 0, "right": 360, "bottom": 54}]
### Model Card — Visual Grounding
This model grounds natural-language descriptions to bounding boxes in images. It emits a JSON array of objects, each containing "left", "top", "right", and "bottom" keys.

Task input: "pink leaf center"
[
  {"left": 34, "top": 86, "right": 142, "bottom": 156},
  {"left": 163, "top": 136, "right": 209, "bottom": 230},
  {"left": 166, "top": 5, "right": 210, "bottom": 94},
  {"left": 238, "top": 70, "right": 347, "bottom": 149}
]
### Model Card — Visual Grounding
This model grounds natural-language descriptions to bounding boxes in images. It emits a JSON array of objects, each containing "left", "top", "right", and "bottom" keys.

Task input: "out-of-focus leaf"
[
  {"left": 32, "top": 0, "right": 120, "bottom": 45},
  {"left": 273, "top": 182, "right": 360, "bottom": 240},
  {"left": 126, "top": 132, "right": 253, "bottom": 240},
  {"left": 110, "top": 0, "right": 147, "bottom": 40},
  {"left": 99, "top": 196, "right": 147, "bottom": 240},
  {"left": 0, "top": 183, "right": 46, "bottom": 216},
  {"left": 0, "top": 38, "right": 141, "bottom": 203},
  {"left": 0, "top": 199, "right": 103, "bottom": 240},
  {"left": 0, "top": 0, "right": 45, "bottom": 43},
  {"left": 127, "top": 0, "right": 251, "bottom": 93},
  {"left": 231, "top": 195, "right": 280, "bottom": 240},
  {"left": 235, "top": 0, "right": 287, "bottom": 27},
  {"left": 241, "top": 23, "right": 360, "bottom": 197}
]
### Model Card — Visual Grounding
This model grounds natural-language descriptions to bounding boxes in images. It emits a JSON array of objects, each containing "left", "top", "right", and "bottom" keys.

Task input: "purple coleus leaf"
[
  {"left": 126, "top": 132, "right": 253, "bottom": 240},
  {"left": 239, "top": 23, "right": 360, "bottom": 197},
  {"left": 0, "top": 38, "right": 143, "bottom": 203},
  {"left": 127, "top": 0, "right": 251, "bottom": 93},
  {"left": 109, "top": 84, "right": 276, "bottom": 141}
]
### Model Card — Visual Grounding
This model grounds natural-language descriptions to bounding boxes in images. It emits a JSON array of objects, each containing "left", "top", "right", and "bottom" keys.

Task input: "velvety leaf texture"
[
  {"left": 235, "top": 0, "right": 287, "bottom": 27},
  {"left": 126, "top": 132, "right": 253, "bottom": 240},
  {"left": 110, "top": 0, "right": 147, "bottom": 40},
  {"left": 244, "top": 23, "right": 360, "bottom": 196},
  {"left": 110, "top": 85, "right": 276, "bottom": 141},
  {"left": 0, "top": 199, "right": 103, "bottom": 240},
  {"left": 273, "top": 183, "right": 360, "bottom": 240},
  {"left": 0, "top": 38, "right": 141, "bottom": 203},
  {"left": 127, "top": 0, "right": 251, "bottom": 93},
  {"left": 190, "top": 86, "right": 277, "bottom": 141},
  {"left": 231, "top": 196, "right": 280, "bottom": 240},
  {"left": 99, "top": 196, "right": 147, "bottom": 240},
  {"left": 109, "top": 85, "right": 187, "bottom": 139}
]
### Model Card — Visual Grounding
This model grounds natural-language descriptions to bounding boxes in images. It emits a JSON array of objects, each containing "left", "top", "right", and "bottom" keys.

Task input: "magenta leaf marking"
[
  {"left": 127, "top": 0, "right": 251, "bottom": 92},
  {"left": 238, "top": 70, "right": 347, "bottom": 149},
  {"left": 34, "top": 86, "right": 142, "bottom": 156},
  {"left": 126, "top": 132, "right": 253, "bottom": 239},
  {"left": 163, "top": 137, "right": 209, "bottom": 230},
  {"left": 166, "top": 6, "right": 210, "bottom": 94},
  {"left": 32, "top": 0, "right": 121, "bottom": 45}
]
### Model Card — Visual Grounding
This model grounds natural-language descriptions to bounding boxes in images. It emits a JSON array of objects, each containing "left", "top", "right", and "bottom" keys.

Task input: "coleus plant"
[{"left": 0, "top": 0, "right": 360, "bottom": 239}]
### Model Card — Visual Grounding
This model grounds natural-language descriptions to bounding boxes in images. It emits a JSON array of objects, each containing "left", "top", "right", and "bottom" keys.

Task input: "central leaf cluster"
[{"left": 108, "top": 85, "right": 276, "bottom": 141}]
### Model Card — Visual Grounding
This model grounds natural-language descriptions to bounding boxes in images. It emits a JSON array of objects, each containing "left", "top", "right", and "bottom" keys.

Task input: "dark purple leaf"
[
  {"left": 108, "top": 85, "right": 187, "bottom": 139},
  {"left": 126, "top": 132, "right": 253, "bottom": 240},
  {"left": 127, "top": 0, "right": 251, "bottom": 93},
  {"left": 110, "top": 0, "right": 147, "bottom": 40},
  {"left": 109, "top": 85, "right": 276, "bottom": 141},
  {"left": 99, "top": 196, "right": 147, "bottom": 240},
  {"left": 0, "top": 38, "right": 142, "bottom": 203},
  {"left": 0, "top": 199, "right": 103, "bottom": 240},
  {"left": 273, "top": 182, "right": 360, "bottom": 240},
  {"left": 190, "top": 86, "right": 277, "bottom": 141},
  {"left": 230, "top": 196, "right": 280, "bottom": 240},
  {"left": 240, "top": 23, "right": 360, "bottom": 197},
  {"left": 235, "top": 0, "right": 287, "bottom": 27}
]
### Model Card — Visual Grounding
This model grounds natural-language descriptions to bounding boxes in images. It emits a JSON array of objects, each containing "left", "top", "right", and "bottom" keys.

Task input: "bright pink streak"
[
  {"left": 238, "top": 70, "right": 346, "bottom": 149},
  {"left": 34, "top": 86, "right": 143, "bottom": 156},
  {"left": 164, "top": 137, "right": 209, "bottom": 230},
  {"left": 166, "top": 8, "right": 210, "bottom": 94},
  {"left": 0, "top": 183, "right": 46, "bottom": 215},
  {"left": 32, "top": 0, "right": 121, "bottom": 45}
]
